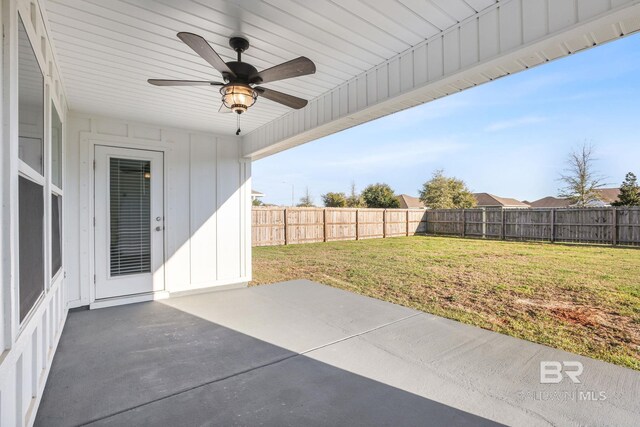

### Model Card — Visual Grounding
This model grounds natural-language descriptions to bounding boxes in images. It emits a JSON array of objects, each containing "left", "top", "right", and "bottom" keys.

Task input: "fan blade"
[
  {"left": 177, "top": 32, "right": 236, "bottom": 78},
  {"left": 148, "top": 79, "right": 224, "bottom": 86},
  {"left": 218, "top": 103, "right": 232, "bottom": 113},
  {"left": 255, "top": 87, "right": 308, "bottom": 109},
  {"left": 250, "top": 57, "right": 315, "bottom": 84}
]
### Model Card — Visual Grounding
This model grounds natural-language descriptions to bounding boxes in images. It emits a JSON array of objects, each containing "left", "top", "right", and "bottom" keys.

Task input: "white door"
[{"left": 94, "top": 145, "right": 164, "bottom": 300}]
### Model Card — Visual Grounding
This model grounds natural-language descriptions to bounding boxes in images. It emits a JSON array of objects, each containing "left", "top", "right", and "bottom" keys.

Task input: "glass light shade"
[{"left": 221, "top": 84, "right": 257, "bottom": 114}]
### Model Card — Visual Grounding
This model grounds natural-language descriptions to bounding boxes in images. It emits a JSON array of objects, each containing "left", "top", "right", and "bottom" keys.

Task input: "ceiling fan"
[{"left": 148, "top": 33, "right": 316, "bottom": 134}]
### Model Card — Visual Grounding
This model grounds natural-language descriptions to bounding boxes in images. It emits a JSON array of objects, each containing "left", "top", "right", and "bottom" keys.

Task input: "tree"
[
  {"left": 252, "top": 198, "right": 264, "bottom": 206},
  {"left": 297, "top": 187, "right": 315, "bottom": 207},
  {"left": 419, "top": 170, "right": 476, "bottom": 209},
  {"left": 346, "top": 181, "right": 365, "bottom": 208},
  {"left": 361, "top": 183, "right": 400, "bottom": 208},
  {"left": 558, "top": 142, "right": 606, "bottom": 207},
  {"left": 322, "top": 192, "right": 347, "bottom": 207},
  {"left": 612, "top": 172, "right": 640, "bottom": 206}
]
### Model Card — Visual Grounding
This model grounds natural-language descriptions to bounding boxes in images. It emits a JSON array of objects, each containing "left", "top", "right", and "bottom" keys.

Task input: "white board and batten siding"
[
  {"left": 1, "top": 0, "right": 69, "bottom": 426},
  {"left": 242, "top": 0, "right": 640, "bottom": 160},
  {"left": 65, "top": 114, "right": 252, "bottom": 308}
]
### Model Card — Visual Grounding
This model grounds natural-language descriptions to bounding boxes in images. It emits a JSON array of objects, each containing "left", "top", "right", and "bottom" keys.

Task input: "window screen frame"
[
  {"left": 49, "top": 100, "right": 64, "bottom": 286},
  {"left": 15, "top": 8, "right": 65, "bottom": 330},
  {"left": 17, "top": 11, "right": 47, "bottom": 326}
]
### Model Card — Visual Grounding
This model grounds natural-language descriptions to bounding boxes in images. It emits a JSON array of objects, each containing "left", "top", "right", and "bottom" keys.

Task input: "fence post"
[
  {"left": 482, "top": 208, "right": 486, "bottom": 239},
  {"left": 355, "top": 209, "right": 359, "bottom": 240},
  {"left": 283, "top": 208, "right": 288, "bottom": 245},
  {"left": 323, "top": 209, "right": 328, "bottom": 242},
  {"left": 383, "top": 209, "right": 387, "bottom": 238},
  {"left": 550, "top": 209, "right": 556, "bottom": 243},
  {"left": 612, "top": 207, "right": 617, "bottom": 246},
  {"left": 461, "top": 209, "right": 465, "bottom": 237},
  {"left": 501, "top": 208, "right": 506, "bottom": 240},
  {"left": 406, "top": 210, "right": 410, "bottom": 236}
]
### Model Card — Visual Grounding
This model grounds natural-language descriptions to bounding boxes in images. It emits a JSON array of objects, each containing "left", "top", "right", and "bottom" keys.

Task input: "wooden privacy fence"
[
  {"left": 252, "top": 207, "right": 427, "bottom": 246},
  {"left": 252, "top": 207, "right": 640, "bottom": 247}
]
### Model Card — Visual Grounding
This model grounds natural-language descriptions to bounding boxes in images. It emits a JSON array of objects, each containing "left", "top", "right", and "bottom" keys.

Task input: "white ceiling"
[{"left": 44, "top": 0, "right": 497, "bottom": 136}]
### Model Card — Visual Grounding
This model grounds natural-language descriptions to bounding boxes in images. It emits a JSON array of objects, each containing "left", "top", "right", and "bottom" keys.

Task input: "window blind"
[{"left": 109, "top": 158, "right": 151, "bottom": 276}]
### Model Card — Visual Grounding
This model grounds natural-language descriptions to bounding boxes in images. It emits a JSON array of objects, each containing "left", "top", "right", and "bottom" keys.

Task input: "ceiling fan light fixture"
[{"left": 221, "top": 83, "right": 257, "bottom": 114}]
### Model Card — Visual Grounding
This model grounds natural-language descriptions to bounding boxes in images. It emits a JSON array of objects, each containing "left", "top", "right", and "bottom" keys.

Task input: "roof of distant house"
[
  {"left": 396, "top": 194, "right": 425, "bottom": 209},
  {"left": 251, "top": 190, "right": 265, "bottom": 197},
  {"left": 529, "top": 196, "right": 572, "bottom": 208},
  {"left": 473, "top": 193, "right": 529, "bottom": 208},
  {"left": 530, "top": 188, "right": 621, "bottom": 208},
  {"left": 595, "top": 188, "right": 620, "bottom": 204}
]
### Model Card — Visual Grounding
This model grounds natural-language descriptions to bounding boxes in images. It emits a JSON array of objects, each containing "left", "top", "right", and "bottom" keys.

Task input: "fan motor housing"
[{"left": 225, "top": 61, "right": 259, "bottom": 84}]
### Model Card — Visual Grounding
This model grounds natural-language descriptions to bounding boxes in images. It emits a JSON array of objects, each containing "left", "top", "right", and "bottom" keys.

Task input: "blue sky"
[{"left": 252, "top": 33, "right": 640, "bottom": 206}]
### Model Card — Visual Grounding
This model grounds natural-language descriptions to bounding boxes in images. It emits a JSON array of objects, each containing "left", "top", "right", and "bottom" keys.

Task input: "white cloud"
[{"left": 484, "top": 115, "right": 547, "bottom": 132}]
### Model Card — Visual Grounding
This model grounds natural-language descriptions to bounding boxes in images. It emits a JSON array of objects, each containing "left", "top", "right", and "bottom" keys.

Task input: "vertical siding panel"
[
  {"left": 304, "top": 104, "right": 311, "bottom": 130},
  {"left": 312, "top": 99, "right": 318, "bottom": 128},
  {"left": 164, "top": 131, "right": 190, "bottom": 291},
  {"left": 549, "top": 0, "right": 577, "bottom": 32},
  {"left": 427, "top": 37, "right": 444, "bottom": 79},
  {"left": 443, "top": 29, "right": 460, "bottom": 74},
  {"left": 323, "top": 93, "right": 332, "bottom": 123},
  {"left": 316, "top": 96, "right": 325, "bottom": 126},
  {"left": 348, "top": 81, "right": 357, "bottom": 113},
  {"left": 523, "top": 0, "right": 548, "bottom": 42},
  {"left": 331, "top": 90, "right": 340, "bottom": 120},
  {"left": 357, "top": 76, "right": 367, "bottom": 109},
  {"left": 216, "top": 140, "right": 241, "bottom": 281},
  {"left": 366, "top": 70, "right": 377, "bottom": 104},
  {"left": 578, "top": 0, "right": 611, "bottom": 21},
  {"left": 460, "top": 19, "right": 479, "bottom": 67},
  {"left": 377, "top": 64, "right": 389, "bottom": 100},
  {"left": 339, "top": 85, "right": 349, "bottom": 117},
  {"left": 413, "top": 44, "right": 428, "bottom": 85},
  {"left": 479, "top": 8, "right": 499, "bottom": 60},
  {"left": 388, "top": 57, "right": 401, "bottom": 96},
  {"left": 400, "top": 51, "right": 413, "bottom": 92},
  {"left": 499, "top": 0, "right": 523, "bottom": 52},
  {"left": 190, "top": 135, "right": 217, "bottom": 285}
]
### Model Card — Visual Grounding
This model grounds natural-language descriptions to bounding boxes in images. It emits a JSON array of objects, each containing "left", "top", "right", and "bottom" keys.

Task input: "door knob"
[
  {"left": 155, "top": 226, "right": 162, "bottom": 231},
  {"left": 156, "top": 217, "right": 161, "bottom": 221}
]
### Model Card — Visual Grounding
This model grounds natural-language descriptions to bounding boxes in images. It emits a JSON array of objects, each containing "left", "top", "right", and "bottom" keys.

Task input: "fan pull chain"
[{"left": 236, "top": 114, "right": 241, "bottom": 136}]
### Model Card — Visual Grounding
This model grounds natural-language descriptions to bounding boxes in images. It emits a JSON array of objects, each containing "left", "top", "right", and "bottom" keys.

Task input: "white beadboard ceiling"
[{"left": 44, "top": 0, "right": 497, "bottom": 135}]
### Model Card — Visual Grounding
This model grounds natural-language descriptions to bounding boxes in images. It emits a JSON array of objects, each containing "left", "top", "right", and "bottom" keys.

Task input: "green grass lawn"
[{"left": 251, "top": 236, "right": 640, "bottom": 370}]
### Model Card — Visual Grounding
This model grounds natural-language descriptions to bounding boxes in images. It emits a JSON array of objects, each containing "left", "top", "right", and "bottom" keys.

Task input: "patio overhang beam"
[{"left": 242, "top": 0, "right": 640, "bottom": 160}]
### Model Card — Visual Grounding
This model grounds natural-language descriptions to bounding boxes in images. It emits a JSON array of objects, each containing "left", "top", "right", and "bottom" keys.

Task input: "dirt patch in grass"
[{"left": 251, "top": 236, "right": 640, "bottom": 370}]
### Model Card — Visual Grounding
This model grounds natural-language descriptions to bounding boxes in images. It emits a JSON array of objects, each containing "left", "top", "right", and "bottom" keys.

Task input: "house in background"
[
  {"left": 596, "top": 188, "right": 621, "bottom": 205},
  {"left": 473, "top": 193, "right": 530, "bottom": 208},
  {"left": 529, "top": 196, "right": 572, "bottom": 208},
  {"left": 251, "top": 190, "right": 265, "bottom": 202},
  {"left": 530, "top": 188, "right": 621, "bottom": 208},
  {"left": 396, "top": 194, "right": 425, "bottom": 209}
]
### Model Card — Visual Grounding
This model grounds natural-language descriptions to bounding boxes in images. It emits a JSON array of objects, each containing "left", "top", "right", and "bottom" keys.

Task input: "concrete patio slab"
[
  {"left": 92, "top": 353, "right": 499, "bottom": 427},
  {"left": 160, "top": 279, "right": 419, "bottom": 353},
  {"left": 36, "top": 280, "right": 640, "bottom": 426},
  {"left": 34, "top": 303, "right": 295, "bottom": 426},
  {"left": 306, "top": 313, "right": 640, "bottom": 426}
]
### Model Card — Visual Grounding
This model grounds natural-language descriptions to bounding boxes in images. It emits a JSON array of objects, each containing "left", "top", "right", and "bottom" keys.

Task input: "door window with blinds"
[{"left": 109, "top": 158, "right": 152, "bottom": 276}]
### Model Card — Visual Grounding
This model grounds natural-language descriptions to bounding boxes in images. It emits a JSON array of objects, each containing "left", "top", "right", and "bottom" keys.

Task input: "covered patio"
[
  {"left": 3, "top": 0, "right": 640, "bottom": 425},
  {"left": 35, "top": 280, "right": 639, "bottom": 426}
]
